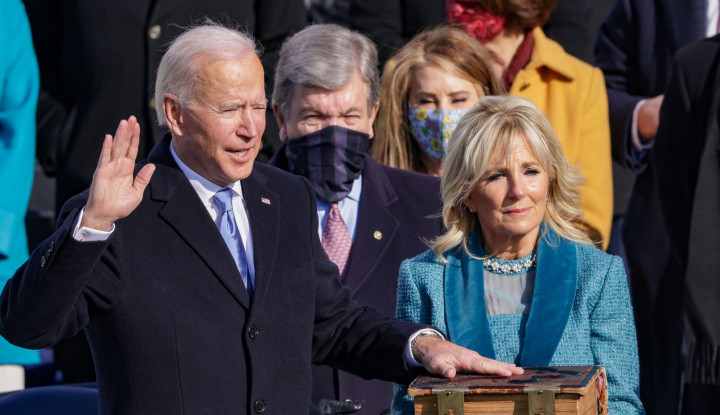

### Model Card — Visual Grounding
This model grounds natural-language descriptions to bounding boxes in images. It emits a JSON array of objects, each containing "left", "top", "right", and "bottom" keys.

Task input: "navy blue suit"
[
  {"left": 0, "top": 136, "right": 427, "bottom": 414},
  {"left": 595, "top": 1, "right": 708, "bottom": 413},
  {"left": 270, "top": 149, "right": 443, "bottom": 414}
]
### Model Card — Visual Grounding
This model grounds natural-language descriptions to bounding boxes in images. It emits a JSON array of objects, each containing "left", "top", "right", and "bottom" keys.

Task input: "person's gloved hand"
[{"left": 309, "top": 398, "right": 362, "bottom": 415}]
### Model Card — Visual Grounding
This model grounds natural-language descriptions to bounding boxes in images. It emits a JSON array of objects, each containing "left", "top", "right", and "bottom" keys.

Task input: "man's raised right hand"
[{"left": 81, "top": 116, "right": 156, "bottom": 231}]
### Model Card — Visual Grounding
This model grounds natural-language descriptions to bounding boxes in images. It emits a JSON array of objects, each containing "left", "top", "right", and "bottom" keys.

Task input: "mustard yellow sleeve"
[{"left": 576, "top": 67, "right": 613, "bottom": 249}]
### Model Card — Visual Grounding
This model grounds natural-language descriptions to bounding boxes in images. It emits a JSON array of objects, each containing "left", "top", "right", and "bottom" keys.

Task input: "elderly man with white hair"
[{"left": 0, "top": 23, "right": 522, "bottom": 414}]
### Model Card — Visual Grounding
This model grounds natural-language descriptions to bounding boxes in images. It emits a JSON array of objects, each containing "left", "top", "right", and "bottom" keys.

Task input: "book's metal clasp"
[
  {"left": 432, "top": 387, "right": 468, "bottom": 415},
  {"left": 525, "top": 384, "right": 560, "bottom": 415}
]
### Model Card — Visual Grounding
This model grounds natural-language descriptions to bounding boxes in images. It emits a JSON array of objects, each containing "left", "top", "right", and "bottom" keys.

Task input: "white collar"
[{"left": 169, "top": 140, "right": 245, "bottom": 203}]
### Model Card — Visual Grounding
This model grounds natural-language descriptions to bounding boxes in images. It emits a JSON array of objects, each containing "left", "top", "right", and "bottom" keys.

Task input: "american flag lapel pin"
[{"left": 261, "top": 197, "right": 271, "bottom": 205}]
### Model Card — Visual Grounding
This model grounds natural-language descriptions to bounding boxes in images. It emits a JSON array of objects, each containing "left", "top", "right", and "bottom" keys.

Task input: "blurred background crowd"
[{"left": 1, "top": 0, "right": 719, "bottom": 414}]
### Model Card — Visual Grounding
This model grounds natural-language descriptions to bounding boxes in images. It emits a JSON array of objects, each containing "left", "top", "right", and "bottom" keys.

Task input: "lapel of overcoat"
[
  {"left": 443, "top": 224, "right": 578, "bottom": 366},
  {"left": 343, "top": 157, "right": 400, "bottom": 293},
  {"left": 147, "top": 136, "right": 266, "bottom": 310},
  {"left": 239, "top": 166, "right": 280, "bottom": 309}
]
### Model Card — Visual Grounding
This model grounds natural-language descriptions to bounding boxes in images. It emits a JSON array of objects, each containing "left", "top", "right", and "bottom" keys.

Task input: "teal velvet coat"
[
  {"left": 392, "top": 226, "right": 645, "bottom": 414},
  {"left": 0, "top": 0, "right": 40, "bottom": 365}
]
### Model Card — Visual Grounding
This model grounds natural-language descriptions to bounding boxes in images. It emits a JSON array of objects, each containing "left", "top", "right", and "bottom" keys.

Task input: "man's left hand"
[{"left": 413, "top": 335, "right": 524, "bottom": 378}]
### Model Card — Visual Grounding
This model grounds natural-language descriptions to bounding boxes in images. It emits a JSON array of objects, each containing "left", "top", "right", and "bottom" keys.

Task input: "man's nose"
[
  {"left": 325, "top": 117, "right": 340, "bottom": 128},
  {"left": 236, "top": 110, "right": 260, "bottom": 138}
]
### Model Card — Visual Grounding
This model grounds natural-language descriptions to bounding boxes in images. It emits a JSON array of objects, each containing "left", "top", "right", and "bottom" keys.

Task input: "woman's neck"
[
  {"left": 484, "top": 28, "right": 526, "bottom": 77},
  {"left": 482, "top": 229, "right": 539, "bottom": 260}
]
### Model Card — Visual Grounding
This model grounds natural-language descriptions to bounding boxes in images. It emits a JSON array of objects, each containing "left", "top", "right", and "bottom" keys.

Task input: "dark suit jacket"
[
  {"left": 652, "top": 36, "right": 720, "bottom": 389},
  {"left": 594, "top": 1, "right": 708, "bottom": 413},
  {"left": 270, "top": 149, "right": 443, "bottom": 414},
  {"left": 347, "top": 0, "right": 446, "bottom": 67},
  {"left": 23, "top": 0, "right": 307, "bottom": 209},
  {"left": 0, "top": 136, "right": 426, "bottom": 414},
  {"left": 595, "top": 0, "right": 707, "bottom": 211}
]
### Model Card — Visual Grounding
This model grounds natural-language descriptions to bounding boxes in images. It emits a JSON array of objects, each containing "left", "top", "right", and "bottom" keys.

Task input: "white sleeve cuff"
[
  {"left": 404, "top": 328, "right": 445, "bottom": 367},
  {"left": 72, "top": 207, "right": 115, "bottom": 242}
]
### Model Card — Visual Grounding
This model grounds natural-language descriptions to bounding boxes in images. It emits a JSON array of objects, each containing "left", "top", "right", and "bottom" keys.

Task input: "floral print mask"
[{"left": 408, "top": 106, "right": 471, "bottom": 162}]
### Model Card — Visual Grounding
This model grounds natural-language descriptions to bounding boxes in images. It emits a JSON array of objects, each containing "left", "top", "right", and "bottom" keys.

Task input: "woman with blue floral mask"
[{"left": 371, "top": 25, "right": 504, "bottom": 176}]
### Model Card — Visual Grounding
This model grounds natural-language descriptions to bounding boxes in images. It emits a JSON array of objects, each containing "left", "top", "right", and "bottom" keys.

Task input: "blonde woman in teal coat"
[{"left": 392, "top": 96, "right": 644, "bottom": 414}]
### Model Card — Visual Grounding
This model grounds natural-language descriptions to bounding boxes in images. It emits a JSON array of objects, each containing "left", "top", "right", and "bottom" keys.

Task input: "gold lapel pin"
[{"left": 373, "top": 230, "right": 383, "bottom": 240}]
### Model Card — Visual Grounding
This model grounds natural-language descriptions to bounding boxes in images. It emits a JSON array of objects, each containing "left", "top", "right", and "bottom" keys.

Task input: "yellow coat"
[{"left": 511, "top": 28, "right": 613, "bottom": 249}]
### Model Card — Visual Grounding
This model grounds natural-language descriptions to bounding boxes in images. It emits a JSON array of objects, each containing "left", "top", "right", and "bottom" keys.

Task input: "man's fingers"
[
  {"left": 425, "top": 356, "right": 456, "bottom": 379},
  {"left": 127, "top": 121, "right": 141, "bottom": 161},
  {"left": 134, "top": 164, "right": 156, "bottom": 192},
  {"left": 110, "top": 119, "right": 129, "bottom": 160},
  {"left": 116, "top": 116, "right": 137, "bottom": 158},
  {"left": 469, "top": 356, "right": 524, "bottom": 376},
  {"left": 507, "top": 364, "right": 524, "bottom": 375},
  {"left": 98, "top": 134, "right": 113, "bottom": 168}
]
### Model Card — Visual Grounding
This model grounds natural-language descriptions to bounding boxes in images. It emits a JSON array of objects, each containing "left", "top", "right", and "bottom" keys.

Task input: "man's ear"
[
  {"left": 367, "top": 102, "right": 380, "bottom": 140},
  {"left": 163, "top": 94, "right": 185, "bottom": 137},
  {"left": 273, "top": 103, "right": 288, "bottom": 142}
]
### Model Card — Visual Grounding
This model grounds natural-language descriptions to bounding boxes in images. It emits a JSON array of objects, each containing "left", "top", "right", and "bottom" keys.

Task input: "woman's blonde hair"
[
  {"left": 433, "top": 95, "right": 592, "bottom": 260},
  {"left": 371, "top": 25, "right": 504, "bottom": 174}
]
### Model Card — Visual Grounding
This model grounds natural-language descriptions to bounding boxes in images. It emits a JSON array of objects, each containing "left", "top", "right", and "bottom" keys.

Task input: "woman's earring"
[{"left": 463, "top": 198, "right": 476, "bottom": 213}]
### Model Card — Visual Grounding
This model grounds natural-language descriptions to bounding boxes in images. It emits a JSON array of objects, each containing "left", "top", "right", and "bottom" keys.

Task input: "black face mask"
[{"left": 285, "top": 125, "right": 369, "bottom": 203}]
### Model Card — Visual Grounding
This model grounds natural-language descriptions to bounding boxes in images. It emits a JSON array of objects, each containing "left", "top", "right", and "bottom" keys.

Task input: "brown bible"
[{"left": 407, "top": 365, "right": 608, "bottom": 415}]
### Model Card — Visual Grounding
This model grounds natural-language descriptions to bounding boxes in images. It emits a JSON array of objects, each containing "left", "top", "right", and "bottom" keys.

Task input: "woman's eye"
[
  {"left": 452, "top": 98, "right": 467, "bottom": 104},
  {"left": 487, "top": 173, "right": 503, "bottom": 181},
  {"left": 525, "top": 168, "right": 540, "bottom": 175}
]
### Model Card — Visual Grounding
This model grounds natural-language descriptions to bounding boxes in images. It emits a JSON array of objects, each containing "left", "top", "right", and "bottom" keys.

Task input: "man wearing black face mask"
[{"left": 269, "top": 24, "right": 444, "bottom": 414}]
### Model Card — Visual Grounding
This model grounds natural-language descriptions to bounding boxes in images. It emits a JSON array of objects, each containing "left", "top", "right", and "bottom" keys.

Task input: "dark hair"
[{"left": 475, "top": 0, "right": 556, "bottom": 30}]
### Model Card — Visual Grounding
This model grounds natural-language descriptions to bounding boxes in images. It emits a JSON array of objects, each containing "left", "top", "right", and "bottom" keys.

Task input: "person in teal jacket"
[
  {"left": 392, "top": 96, "right": 644, "bottom": 414},
  {"left": 0, "top": 0, "right": 40, "bottom": 366}
]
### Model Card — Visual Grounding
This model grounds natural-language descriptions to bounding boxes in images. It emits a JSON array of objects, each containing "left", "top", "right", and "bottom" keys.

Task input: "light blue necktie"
[{"left": 212, "top": 188, "right": 253, "bottom": 298}]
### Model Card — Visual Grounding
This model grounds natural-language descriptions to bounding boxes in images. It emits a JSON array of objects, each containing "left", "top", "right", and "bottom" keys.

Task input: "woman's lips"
[{"left": 503, "top": 207, "right": 532, "bottom": 215}]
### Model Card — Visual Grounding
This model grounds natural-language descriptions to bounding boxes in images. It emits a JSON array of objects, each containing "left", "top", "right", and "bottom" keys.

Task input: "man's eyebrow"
[
  {"left": 340, "top": 106, "right": 363, "bottom": 115},
  {"left": 298, "top": 105, "right": 325, "bottom": 115},
  {"left": 217, "top": 99, "right": 268, "bottom": 109}
]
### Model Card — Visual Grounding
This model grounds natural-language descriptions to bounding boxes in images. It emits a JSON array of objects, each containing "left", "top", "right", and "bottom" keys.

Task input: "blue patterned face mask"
[{"left": 408, "top": 107, "right": 471, "bottom": 162}]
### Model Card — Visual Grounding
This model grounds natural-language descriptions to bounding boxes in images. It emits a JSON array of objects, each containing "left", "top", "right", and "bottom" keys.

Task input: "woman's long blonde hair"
[
  {"left": 371, "top": 25, "right": 503, "bottom": 174},
  {"left": 433, "top": 96, "right": 592, "bottom": 260}
]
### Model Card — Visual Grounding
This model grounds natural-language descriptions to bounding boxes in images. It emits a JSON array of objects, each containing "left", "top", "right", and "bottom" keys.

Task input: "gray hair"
[
  {"left": 272, "top": 24, "right": 380, "bottom": 114},
  {"left": 154, "top": 23, "right": 260, "bottom": 127},
  {"left": 433, "top": 95, "right": 592, "bottom": 260}
]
